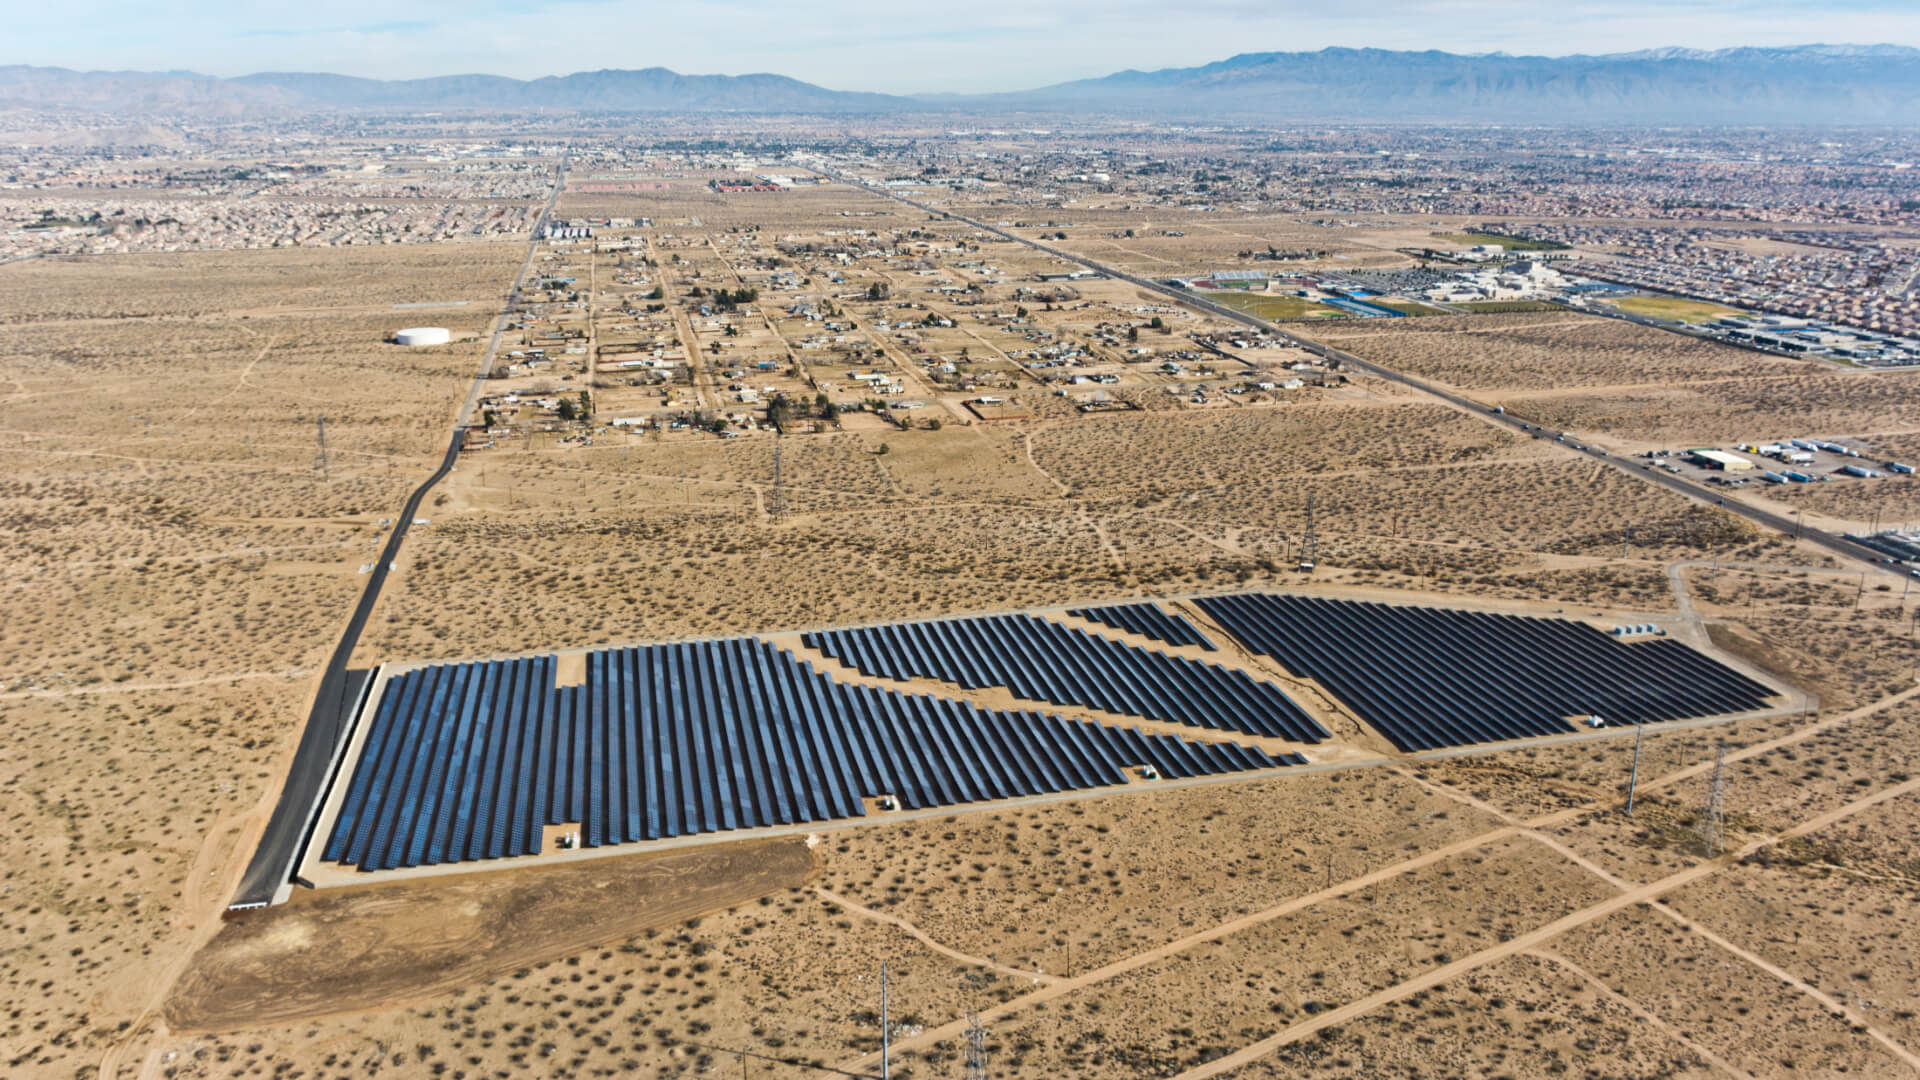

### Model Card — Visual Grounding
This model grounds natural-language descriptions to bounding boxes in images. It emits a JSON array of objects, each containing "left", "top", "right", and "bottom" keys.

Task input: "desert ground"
[{"left": 8, "top": 151, "right": 1920, "bottom": 1080}]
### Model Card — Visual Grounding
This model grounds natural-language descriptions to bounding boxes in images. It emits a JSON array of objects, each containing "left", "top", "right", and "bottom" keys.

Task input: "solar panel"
[
  {"left": 1196, "top": 593, "right": 1774, "bottom": 752},
  {"left": 322, "top": 636, "right": 1301, "bottom": 872},
  {"left": 802, "top": 613, "right": 1326, "bottom": 743},
  {"left": 1069, "top": 602, "right": 1217, "bottom": 650}
]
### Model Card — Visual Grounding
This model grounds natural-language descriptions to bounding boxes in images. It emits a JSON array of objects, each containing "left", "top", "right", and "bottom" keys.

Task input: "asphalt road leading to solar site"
[
  {"left": 229, "top": 159, "right": 569, "bottom": 908},
  {"left": 824, "top": 170, "right": 1899, "bottom": 581}
]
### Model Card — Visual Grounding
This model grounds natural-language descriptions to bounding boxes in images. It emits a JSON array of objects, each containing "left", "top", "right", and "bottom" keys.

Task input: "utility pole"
[
  {"left": 880, "top": 962, "right": 890, "bottom": 1080},
  {"left": 1625, "top": 723, "right": 1644, "bottom": 815},
  {"left": 313, "top": 415, "right": 331, "bottom": 482},
  {"left": 1701, "top": 741, "right": 1729, "bottom": 856}
]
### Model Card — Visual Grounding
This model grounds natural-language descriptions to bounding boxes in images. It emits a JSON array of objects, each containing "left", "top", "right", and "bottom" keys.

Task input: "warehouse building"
[{"left": 1688, "top": 449, "right": 1756, "bottom": 472}]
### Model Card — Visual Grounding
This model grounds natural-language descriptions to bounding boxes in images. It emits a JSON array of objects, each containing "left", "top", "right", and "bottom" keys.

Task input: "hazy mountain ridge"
[
  {"left": 2, "top": 45, "right": 1917, "bottom": 122},
  {"left": 0, "top": 65, "right": 905, "bottom": 114},
  {"left": 997, "top": 45, "right": 1920, "bottom": 122}
]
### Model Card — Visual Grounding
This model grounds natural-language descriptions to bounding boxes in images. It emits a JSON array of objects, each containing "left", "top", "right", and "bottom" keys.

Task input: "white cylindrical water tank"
[{"left": 395, "top": 326, "right": 452, "bottom": 347}]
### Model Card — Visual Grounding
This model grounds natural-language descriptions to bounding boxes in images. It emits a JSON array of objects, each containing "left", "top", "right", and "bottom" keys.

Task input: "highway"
[
  {"left": 823, "top": 170, "right": 1896, "bottom": 580},
  {"left": 229, "top": 158, "right": 569, "bottom": 908}
]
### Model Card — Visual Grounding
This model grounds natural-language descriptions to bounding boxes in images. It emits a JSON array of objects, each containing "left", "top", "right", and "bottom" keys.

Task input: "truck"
[
  {"left": 1760, "top": 472, "right": 1789, "bottom": 484},
  {"left": 1783, "top": 471, "right": 1814, "bottom": 483},
  {"left": 1839, "top": 465, "right": 1881, "bottom": 479},
  {"left": 1888, "top": 462, "right": 1915, "bottom": 475}
]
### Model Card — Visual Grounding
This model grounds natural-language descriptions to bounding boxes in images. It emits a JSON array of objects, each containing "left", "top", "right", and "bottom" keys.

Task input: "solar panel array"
[
  {"left": 1068, "top": 602, "right": 1216, "bottom": 651},
  {"left": 802, "top": 613, "right": 1327, "bottom": 742},
  {"left": 1195, "top": 593, "right": 1776, "bottom": 752},
  {"left": 321, "top": 638, "right": 1301, "bottom": 872}
]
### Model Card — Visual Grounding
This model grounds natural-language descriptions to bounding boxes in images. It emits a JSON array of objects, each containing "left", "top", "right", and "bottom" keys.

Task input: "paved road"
[
  {"left": 229, "top": 159, "right": 568, "bottom": 908},
  {"left": 824, "top": 171, "right": 1896, "bottom": 580}
]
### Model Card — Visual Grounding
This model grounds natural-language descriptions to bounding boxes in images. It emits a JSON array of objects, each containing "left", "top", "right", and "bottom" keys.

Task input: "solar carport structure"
[
  {"left": 1196, "top": 593, "right": 1776, "bottom": 752},
  {"left": 802, "top": 613, "right": 1327, "bottom": 742},
  {"left": 321, "top": 637, "right": 1302, "bottom": 873}
]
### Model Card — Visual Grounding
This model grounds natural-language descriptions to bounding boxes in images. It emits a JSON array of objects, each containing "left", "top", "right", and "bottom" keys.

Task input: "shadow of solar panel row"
[
  {"left": 1068, "top": 602, "right": 1216, "bottom": 651},
  {"left": 802, "top": 613, "right": 1326, "bottom": 743},
  {"left": 1195, "top": 594, "right": 1775, "bottom": 753},
  {"left": 320, "top": 639, "right": 1301, "bottom": 872}
]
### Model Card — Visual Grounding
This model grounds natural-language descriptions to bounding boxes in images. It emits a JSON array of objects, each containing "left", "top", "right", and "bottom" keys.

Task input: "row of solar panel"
[
  {"left": 802, "top": 613, "right": 1326, "bottom": 743},
  {"left": 1068, "top": 602, "right": 1216, "bottom": 651},
  {"left": 1195, "top": 593, "right": 1774, "bottom": 752},
  {"left": 321, "top": 638, "right": 1302, "bottom": 872}
]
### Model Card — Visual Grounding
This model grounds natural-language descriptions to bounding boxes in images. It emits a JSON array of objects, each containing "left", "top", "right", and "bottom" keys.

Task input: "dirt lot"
[
  {"left": 1299, "top": 311, "right": 1920, "bottom": 454},
  {"left": 166, "top": 838, "right": 817, "bottom": 1032}
]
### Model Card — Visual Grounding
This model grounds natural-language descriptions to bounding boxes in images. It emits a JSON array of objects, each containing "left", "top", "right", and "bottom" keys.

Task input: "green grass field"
[
  {"left": 1454, "top": 300, "right": 1564, "bottom": 314},
  {"left": 1432, "top": 232, "right": 1569, "bottom": 253},
  {"left": 1198, "top": 290, "right": 1343, "bottom": 321},
  {"left": 1371, "top": 300, "right": 1452, "bottom": 316},
  {"left": 1607, "top": 296, "right": 1741, "bottom": 324}
]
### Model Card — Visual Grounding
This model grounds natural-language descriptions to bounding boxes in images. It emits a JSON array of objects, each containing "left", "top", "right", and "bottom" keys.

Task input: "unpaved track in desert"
[
  {"left": 1166, "top": 774, "right": 1920, "bottom": 1080},
  {"left": 846, "top": 683, "right": 1920, "bottom": 1075}
]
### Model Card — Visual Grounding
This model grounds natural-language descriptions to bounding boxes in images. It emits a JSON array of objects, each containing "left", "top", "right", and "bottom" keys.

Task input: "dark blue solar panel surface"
[
  {"left": 1068, "top": 602, "right": 1216, "bottom": 651},
  {"left": 802, "top": 613, "right": 1325, "bottom": 742},
  {"left": 323, "top": 638, "right": 1301, "bottom": 872},
  {"left": 1194, "top": 593, "right": 1775, "bottom": 752}
]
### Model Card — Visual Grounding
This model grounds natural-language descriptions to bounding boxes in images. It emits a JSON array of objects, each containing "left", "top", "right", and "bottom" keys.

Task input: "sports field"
[{"left": 1609, "top": 295, "right": 1742, "bottom": 323}]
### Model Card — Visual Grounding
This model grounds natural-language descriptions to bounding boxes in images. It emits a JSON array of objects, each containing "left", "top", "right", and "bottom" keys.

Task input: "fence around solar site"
[
  {"left": 1195, "top": 593, "right": 1777, "bottom": 752},
  {"left": 801, "top": 613, "right": 1327, "bottom": 742},
  {"left": 320, "top": 637, "right": 1303, "bottom": 873},
  {"left": 1067, "top": 601, "right": 1217, "bottom": 650}
]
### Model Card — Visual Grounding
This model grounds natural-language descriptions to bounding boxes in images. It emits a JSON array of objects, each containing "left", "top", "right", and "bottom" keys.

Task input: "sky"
[{"left": 12, "top": 0, "right": 1920, "bottom": 94}]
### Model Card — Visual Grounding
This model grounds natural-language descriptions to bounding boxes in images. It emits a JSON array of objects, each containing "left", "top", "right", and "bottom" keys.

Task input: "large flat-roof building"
[{"left": 1688, "top": 448, "right": 1756, "bottom": 472}]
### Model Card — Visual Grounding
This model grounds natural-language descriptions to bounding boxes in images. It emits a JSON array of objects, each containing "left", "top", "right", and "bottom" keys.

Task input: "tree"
[
  {"left": 482, "top": 408, "right": 499, "bottom": 427},
  {"left": 577, "top": 390, "right": 591, "bottom": 417},
  {"left": 556, "top": 399, "right": 577, "bottom": 421},
  {"left": 876, "top": 442, "right": 890, "bottom": 456},
  {"left": 1150, "top": 316, "right": 1167, "bottom": 332}
]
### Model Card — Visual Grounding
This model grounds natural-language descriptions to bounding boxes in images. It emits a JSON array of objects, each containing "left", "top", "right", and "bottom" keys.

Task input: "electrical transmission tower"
[
  {"left": 1298, "top": 493, "right": 1318, "bottom": 572},
  {"left": 1701, "top": 740, "right": 1729, "bottom": 855},
  {"left": 768, "top": 436, "right": 787, "bottom": 522},
  {"left": 313, "top": 415, "right": 331, "bottom": 482},
  {"left": 965, "top": 1012, "right": 988, "bottom": 1080}
]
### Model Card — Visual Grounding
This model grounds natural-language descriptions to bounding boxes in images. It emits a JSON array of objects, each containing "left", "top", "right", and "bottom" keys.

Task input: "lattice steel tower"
[
  {"left": 314, "top": 415, "right": 331, "bottom": 482},
  {"left": 965, "top": 1012, "right": 988, "bottom": 1080},
  {"left": 768, "top": 436, "right": 787, "bottom": 522},
  {"left": 1298, "top": 493, "right": 1318, "bottom": 571},
  {"left": 1701, "top": 740, "right": 1729, "bottom": 855}
]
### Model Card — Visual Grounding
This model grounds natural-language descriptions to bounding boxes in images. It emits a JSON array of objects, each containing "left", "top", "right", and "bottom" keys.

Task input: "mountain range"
[{"left": 3, "top": 45, "right": 1918, "bottom": 123}]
